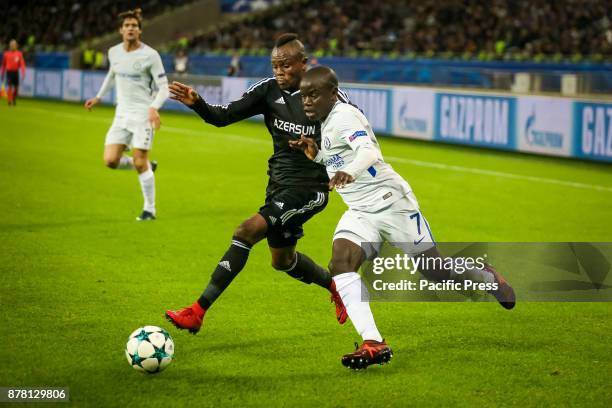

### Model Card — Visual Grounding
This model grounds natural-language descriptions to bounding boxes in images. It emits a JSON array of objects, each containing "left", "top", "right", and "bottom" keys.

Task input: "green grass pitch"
[{"left": 1, "top": 99, "right": 611, "bottom": 407}]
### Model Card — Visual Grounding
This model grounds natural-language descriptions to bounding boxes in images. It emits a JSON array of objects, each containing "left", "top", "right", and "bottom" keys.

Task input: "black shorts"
[
  {"left": 258, "top": 185, "right": 328, "bottom": 248},
  {"left": 6, "top": 71, "right": 19, "bottom": 87}
]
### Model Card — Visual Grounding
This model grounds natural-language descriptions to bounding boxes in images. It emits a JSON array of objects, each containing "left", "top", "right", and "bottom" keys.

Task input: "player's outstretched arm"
[
  {"left": 169, "top": 81, "right": 199, "bottom": 106},
  {"left": 87, "top": 66, "right": 114, "bottom": 111},
  {"left": 288, "top": 135, "right": 320, "bottom": 161},
  {"left": 173, "top": 78, "right": 266, "bottom": 127}
]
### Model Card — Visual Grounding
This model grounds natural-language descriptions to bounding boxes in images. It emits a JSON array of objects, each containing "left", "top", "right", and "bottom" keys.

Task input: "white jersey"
[
  {"left": 315, "top": 101, "right": 412, "bottom": 212},
  {"left": 96, "top": 42, "right": 168, "bottom": 120}
]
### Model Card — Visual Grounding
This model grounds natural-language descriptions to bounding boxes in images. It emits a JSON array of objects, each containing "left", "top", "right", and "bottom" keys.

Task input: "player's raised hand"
[
  {"left": 328, "top": 171, "right": 354, "bottom": 190},
  {"left": 84, "top": 97, "right": 100, "bottom": 111},
  {"left": 288, "top": 135, "right": 319, "bottom": 160},
  {"left": 169, "top": 81, "right": 199, "bottom": 106}
]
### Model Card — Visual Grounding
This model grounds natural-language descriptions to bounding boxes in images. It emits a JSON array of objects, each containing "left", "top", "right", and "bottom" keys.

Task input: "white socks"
[
  {"left": 453, "top": 266, "right": 495, "bottom": 284},
  {"left": 116, "top": 156, "right": 156, "bottom": 214},
  {"left": 138, "top": 167, "right": 156, "bottom": 214},
  {"left": 333, "top": 272, "right": 383, "bottom": 342},
  {"left": 118, "top": 155, "right": 134, "bottom": 169}
]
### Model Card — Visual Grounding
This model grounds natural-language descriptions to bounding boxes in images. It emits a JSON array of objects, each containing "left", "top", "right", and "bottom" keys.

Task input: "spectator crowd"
[
  {"left": 1, "top": 0, "right": 610, "bottom": 62},
  {"left": 189, "top": 0, "right": 612, "bottom": 61},
  {"left": 0, "top": 0, "right": 193, "bottom": 52}
]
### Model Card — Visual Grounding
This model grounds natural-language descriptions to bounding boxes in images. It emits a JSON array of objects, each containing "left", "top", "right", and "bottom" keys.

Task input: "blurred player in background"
[
  {"left": 174, "top": 49, "right": 188, "bottom": 76},
  {"left": 291, "top": 66, "right": 515, "bottom": 369},
  {"left": 227, "top": 53, "right": 242, "bottom": 76},
  {"left": 84, "top": 8, "right": 169, "bottom": 221},
  {"left": 165, "top": 34, "right": 352, "bottom": 334},
  {"left": 1, "top": 39, "right": 26, "bottom": 106}
]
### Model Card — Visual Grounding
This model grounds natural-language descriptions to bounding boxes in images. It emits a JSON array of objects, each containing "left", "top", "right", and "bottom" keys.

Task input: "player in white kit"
[
  {"left": 84, "top": 8, "right": 169, "bottom": 221},
  {"left": 291, "top": 66, "right": 515, "bottom": 370}
]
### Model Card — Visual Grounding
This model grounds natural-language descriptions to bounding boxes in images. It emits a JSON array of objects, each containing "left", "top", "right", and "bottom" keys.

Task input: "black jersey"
[{"left": 190, "top": 77, "right": 351, "bottom": 191}]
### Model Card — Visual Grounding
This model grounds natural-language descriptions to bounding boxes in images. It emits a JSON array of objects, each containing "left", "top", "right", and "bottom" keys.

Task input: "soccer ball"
[{"left": 125, "top": 326, "right": 175, "bottom": 374}]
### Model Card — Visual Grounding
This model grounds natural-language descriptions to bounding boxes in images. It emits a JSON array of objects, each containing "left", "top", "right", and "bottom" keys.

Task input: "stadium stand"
[
  {"left": 1, "top": 1, "right": 610, "bottom": 91},
  {"left": 0, "top": 0, "right": 195, "bottom": 51},
  {"left": 188, "top": 0, "right": 612, "bottom": 62},
  {"left": 2, "top": 0, "right": 610, "bottom": 62}
]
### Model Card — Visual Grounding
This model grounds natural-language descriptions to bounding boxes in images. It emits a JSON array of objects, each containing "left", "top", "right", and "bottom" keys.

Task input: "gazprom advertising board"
[
  {"left": 15, "top": 68, "right": 612, "bottom": 163},
  {"left": 20, "top": 68, "right": 35, "bottom": 97},
  {"left": 434, "top": 93, "right": 516, "bottom": 150},
  {"left": 341, "top": 86, "right": 391, "bottom": 133},
  {"left": 392, "top": 88, "right": 435, "bottom": 140},
  {"left": 62, "top": 69, "right": 83, "bottom": 102},
  {"left": 34, "top": 69, "right": 63, "bottom": 99},
  {"left": 517, "top": 96, "right": 572, "bottom": 157},
  {"left": 573, "top": 102, "right": 612, "bottom": 162}
]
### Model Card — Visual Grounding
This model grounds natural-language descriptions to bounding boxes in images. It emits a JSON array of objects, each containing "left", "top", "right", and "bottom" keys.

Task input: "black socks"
[
  {"left": 281, "top": 252, "right": 332, "bottom": 289},
  {"left": 198, "top": 239, "right": 331, "bottom": 310},
  {"left": 198, "top": 236, "right": 252, "bottom": 309}
]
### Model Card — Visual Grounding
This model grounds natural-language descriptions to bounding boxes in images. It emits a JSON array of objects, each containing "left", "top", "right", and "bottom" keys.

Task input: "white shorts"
[
  {"left": 333, "top": 192, "right": 436, "bottom": 258},
  {"left": 105, "top": 115, "right": 154, "bottom": 151}
]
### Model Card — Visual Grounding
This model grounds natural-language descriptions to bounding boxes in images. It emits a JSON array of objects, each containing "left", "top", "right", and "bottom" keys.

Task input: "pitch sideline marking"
[
  {"left": 385, "top": 156, "right": 612, "bottom": 193},
  {"left": 17, "top": 105, "right": 612, "bottom": 193}
]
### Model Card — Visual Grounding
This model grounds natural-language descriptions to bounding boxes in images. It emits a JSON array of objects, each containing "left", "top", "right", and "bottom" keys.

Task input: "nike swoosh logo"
[{"left": 414, "top": 237, "right": 425, "bottom": 245}]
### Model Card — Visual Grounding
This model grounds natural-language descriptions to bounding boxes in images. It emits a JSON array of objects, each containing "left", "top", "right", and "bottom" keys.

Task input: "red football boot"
[
  {"left": 165, "top": 302, "right": 206, "bottom": 334},
  {"left": 341, "top": 340, "right": 393, "bottom": 370},
  {"left": 485, "top": 264, "right": 516, "bottom": 310},
  {"left": 330, "top": 280, "right": 348, "bottom": 324}
]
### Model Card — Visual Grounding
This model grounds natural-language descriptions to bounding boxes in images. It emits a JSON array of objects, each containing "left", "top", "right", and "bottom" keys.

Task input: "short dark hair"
[
  {"left": 275, "top": 33, "right": 299, "bottom": 48},
  {"left": 304, "top": 65, "right": 339, "bottom": 91},
  {"left": 118, "top": 8, "right": 143, "bottom": 28}
]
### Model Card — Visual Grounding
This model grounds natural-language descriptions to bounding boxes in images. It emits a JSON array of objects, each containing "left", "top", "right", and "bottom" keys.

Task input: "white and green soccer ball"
[{"left": 125, "top": 326, "right": 174, "bottom": 374}]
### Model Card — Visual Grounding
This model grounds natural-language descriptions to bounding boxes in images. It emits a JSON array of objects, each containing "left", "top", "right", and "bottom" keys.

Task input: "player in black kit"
[{"left": 165, "top": 34, "right": 350, "bottom": 333}]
